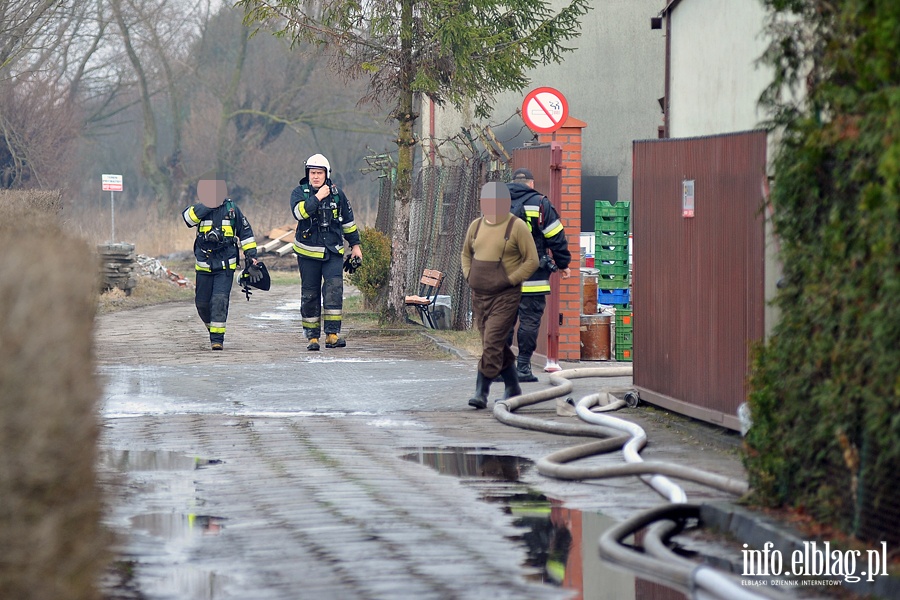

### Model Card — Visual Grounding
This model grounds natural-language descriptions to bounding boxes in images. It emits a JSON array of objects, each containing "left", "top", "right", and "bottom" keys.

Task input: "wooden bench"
[{"left": 404, "top": 269, "right": 445, "bottom": 328}]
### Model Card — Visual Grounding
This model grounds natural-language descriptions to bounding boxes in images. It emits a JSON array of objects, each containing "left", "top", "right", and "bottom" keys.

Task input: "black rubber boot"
[
  {"left": 468, "top": 371, "right": 491, "bottom": 409},
  {"left": 516, "top": 356, "right": 539, "bottom": 383},
  {"left": 499, "top": 363, "right": 522, "bottom": 399}
]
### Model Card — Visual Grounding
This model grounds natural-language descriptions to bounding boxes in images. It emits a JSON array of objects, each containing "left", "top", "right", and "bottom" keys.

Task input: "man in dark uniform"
[
  {"left": 182, "top": 179, "right": 259, "bottom": 350},
  {"left": 505, "top": 168, "right": 572, "bottom": 381},
  {"left": 290, "top": 153, "right": 362, "bottom": 351}
]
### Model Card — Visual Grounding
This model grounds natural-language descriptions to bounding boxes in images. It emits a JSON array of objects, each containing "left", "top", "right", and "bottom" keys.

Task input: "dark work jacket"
[
  {"left": 182, "top": 201, "right": 257, "bottom": 272},
  {"left": 290, "top": 177, "right": 361, "bottom": 260},
  {"left": 507, "top": 182, "right": 571, "bottom": 295}
]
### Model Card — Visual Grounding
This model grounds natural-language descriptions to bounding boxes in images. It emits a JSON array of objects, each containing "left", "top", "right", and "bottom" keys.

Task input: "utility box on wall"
[{"left": 631, "top": 131, "right": 768, "bottom": 430}]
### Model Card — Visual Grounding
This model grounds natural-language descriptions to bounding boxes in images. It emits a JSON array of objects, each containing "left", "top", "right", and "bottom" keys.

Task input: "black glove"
[
  {"left": 343, "top": 255, "right": 362, "bottom": 274},
  {"left": 246, "top": 260, "right": 264, "bottom": 283}
]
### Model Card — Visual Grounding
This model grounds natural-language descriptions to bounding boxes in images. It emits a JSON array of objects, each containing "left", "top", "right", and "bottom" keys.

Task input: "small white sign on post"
[
  {"left": 102, "top": 174, "right": 123, "bottom": 192},
  {"left": 102, "top": 174, "right": 123, "bottom": 241}
]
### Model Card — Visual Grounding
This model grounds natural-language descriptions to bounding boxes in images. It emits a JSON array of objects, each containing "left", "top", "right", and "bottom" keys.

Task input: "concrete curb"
[{"left": 702, "top": 502, "right": 899, "bottom": 598}]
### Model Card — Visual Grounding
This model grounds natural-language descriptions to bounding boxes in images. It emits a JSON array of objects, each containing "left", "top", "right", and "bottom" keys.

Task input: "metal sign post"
[{"left": 102, "top": 174, "right": 124, "bottom": 242}]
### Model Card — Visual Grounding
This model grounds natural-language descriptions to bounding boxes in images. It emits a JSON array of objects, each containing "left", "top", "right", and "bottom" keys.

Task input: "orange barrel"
[
  {"left": 582, "top": 274, "right": 598, "bottom": 315},
  {"left": 580, "top": 314, "right": 611, "bottom": 360}
]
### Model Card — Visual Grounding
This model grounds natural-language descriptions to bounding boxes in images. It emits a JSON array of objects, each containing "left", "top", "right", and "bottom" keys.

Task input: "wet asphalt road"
[{"left": 95, "top": 283, "right": 746, "bottom": 600}]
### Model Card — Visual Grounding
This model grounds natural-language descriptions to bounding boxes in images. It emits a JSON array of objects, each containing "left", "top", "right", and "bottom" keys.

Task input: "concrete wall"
[
  {"left": 667, "top": 0, "right": 772, "bottom": 137},
  {"left": 421, "top": 0, "right": 665, "bottom": 208}
]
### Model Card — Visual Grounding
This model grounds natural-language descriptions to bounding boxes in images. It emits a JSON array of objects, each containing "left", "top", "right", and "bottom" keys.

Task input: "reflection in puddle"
[
  {"left": 131, "top": 513, "right": 226, "bottom": 538},
  {"left": 143, "top": 565, "right": 232, "bottom": 600},
  {"left": 403, "top": 447, "right": 687, "bottom": 600},
  {"left": 99, "top": 449, "right": 221, "bottom": 471}
]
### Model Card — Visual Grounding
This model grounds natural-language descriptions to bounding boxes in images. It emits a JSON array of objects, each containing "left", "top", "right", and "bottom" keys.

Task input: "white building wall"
[
  {"left": 668, "top": 0, "right": 772, "bottom": 137},
  {"left": 422, "top": 0, "right": 665, "bottom": 205}
]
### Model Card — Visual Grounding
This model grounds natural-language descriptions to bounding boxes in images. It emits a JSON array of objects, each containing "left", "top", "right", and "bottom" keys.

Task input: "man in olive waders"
[{"left": 460, "top": 182, "right": 539, "bottom": 409}]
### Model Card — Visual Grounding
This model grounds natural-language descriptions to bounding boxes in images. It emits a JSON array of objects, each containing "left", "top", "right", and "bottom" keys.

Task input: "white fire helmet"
[{"left": 305, "top": 154, "right": 331, "bottom": 179}]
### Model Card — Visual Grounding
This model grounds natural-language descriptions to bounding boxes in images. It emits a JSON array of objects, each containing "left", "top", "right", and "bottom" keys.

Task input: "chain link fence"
[{"left": 375, "top": 159, "right": 509, "bottom": 330}]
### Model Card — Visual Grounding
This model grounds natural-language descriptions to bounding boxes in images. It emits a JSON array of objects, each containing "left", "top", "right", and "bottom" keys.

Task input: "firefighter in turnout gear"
[
  {"left": 505, "top": 168, "right": 572, "bottom": 381},
  {"left": 290, "top": 154, "right": 362, "bottom": 351},
  {"left": 182, "top": 179, "right": 259, "bottom": 350}
]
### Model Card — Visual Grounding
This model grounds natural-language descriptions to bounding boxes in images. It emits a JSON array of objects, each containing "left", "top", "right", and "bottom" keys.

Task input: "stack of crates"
[
  {"left": 595, "top": 200, "right": 632, "bottom": 362},
  {"left": 595, "top": 200, "right": 630, "bottom": 309},
  {"left": 615, "top": 310, "right": 633, "bottom": 361}
]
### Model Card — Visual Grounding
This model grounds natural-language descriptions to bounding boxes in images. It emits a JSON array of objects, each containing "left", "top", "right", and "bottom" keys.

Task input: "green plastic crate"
[
  {"left": 598, "top": 274, "right": 630, "bottom": 289},
  {"left": 597, "top": 263, "right": 629, "bottom": 276},
  {"left": 594, "top": 219, "right": 630, "bottom": 233},
  {"left": 595, "top": 200, "right": 630, "bottom": 218},
  {"left": 596, "top": 232, "right": 628, "bottom": 248},
  {"left": 615, "top": 346, "right": 633, "bottom": 361},
  {"left": 616, "top": 311, "right": 633, "bottom": 328},
  {"left": 616, "top": 329, "right": 633, "bottom": 346},
  {"left": 595, "top": 247, "right": 629, "bottom": 262}
]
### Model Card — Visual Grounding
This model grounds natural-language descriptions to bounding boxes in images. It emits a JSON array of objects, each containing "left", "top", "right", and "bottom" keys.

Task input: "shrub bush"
[
  {"left": 745, "top": 1, "right": 900, "bottom": 547},
  {"left": 347, "top": 227, "right": 391, "bottom": 310}
]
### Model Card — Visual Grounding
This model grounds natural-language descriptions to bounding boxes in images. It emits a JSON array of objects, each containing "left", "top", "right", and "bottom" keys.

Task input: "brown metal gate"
[{"left": 632, "top": 131, "right": 767, "bottom": 430}]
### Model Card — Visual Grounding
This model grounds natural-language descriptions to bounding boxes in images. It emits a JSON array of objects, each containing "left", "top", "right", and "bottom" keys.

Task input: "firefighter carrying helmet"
[{"left": 305, "top": 154, "right": 331, "bottom": 179}]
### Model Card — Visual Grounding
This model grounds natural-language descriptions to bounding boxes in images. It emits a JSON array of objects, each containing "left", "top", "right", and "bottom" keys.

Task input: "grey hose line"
[
  {"left": 575, "top": 393, "right": 688, "bottom": 502},
  {"left": 644, "top": 521, "right": 793, "bottom": 600},
  {"left": 599, "top": 504, "right": 792, "bottom": 600},
  {"left": 492, "top": 364, "right": 762, "bottom": 598}
]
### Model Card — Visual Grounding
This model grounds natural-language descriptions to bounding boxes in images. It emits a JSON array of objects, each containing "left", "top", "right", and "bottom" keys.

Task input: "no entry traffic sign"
[{"left": 521, "top": 87, "right": 569, "bottom": 133}]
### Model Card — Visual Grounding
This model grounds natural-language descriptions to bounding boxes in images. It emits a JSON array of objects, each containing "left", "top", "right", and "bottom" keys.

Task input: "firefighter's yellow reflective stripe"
[
  {"left": 301, "top": 318, "right": 319, "bottom": 329},
  {"left": 542, "top": 219, "right": 563, "bottom": 238},
  {"left": 323, "top": 314, "right": 342, "bottom": 321},
  {"left": 295, "top": 202, "right": 310, "bottom": 220},
  {"left": 293, "top": 242, "right": 325, "bottom": 259},
  {"left": 240, "top": 237, "right": 257, "bottom": 251},
  {"left": 342, "top": 220, "right": 357, "bottom": 234},
  {"left": 522, "top": 280, "right": 551, "bottom": 293},
  {"left": 209, "top": 322, "right": 226, "bottom": 334},
  {"left": 195, "top": 263, "right": 212, "bottom": 272},
  {"left": 227, "top": 257, "right": 237, "bottom": 269},
  {"left": 323, "top": 309, "right": 341, "bottom": 319},
  {"left": 222, "top": 224, "right": 234, "bottom": 237},
  {"left": 183, "top": 206, "right": 201, "bottom": 225},
  {"left": 524, "top": 207, "right": 540, "bottom": 218}
]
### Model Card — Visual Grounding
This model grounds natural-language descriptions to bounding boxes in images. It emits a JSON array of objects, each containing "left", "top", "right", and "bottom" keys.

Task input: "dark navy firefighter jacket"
[
  {"left": 182, "top": 201, "right": 258, "bottom": 272},
  {"left": 507, "top": 182, "right": 572, "bottom": 295},
  {"left": 290, "top": 177, "right": 361, "bottom": 260}
]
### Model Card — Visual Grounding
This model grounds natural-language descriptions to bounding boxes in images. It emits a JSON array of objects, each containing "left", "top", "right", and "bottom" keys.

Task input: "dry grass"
[
  {"left": 66, "top": 198, "right": 377, "bottom": 260},
  {"left": 425, "top": 328, "right": 482, "bottom": 357},
  {"left": 97, "top": 278, "right": 195, "bottom": 314}
]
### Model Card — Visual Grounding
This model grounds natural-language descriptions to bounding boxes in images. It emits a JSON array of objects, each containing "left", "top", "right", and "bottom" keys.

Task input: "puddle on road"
[
  {"left": 100, "top": 449, "right": 222, "bottom": 471},
  {"left": 131, "top": 513, "right": 226, "bottom": 538},
  {"left": 101, "top": 449, "right": 234, "bottom": 599},
  {"left": 402, "top": 446, "right": 693, "bottom": 599}
]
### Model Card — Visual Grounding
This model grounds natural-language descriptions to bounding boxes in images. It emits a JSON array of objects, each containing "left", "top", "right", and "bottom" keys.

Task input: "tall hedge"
[{"left": 745, "top": 1, "right": 900, "bottom": 545}]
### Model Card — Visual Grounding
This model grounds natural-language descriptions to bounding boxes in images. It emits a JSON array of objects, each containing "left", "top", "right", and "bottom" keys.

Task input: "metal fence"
[{"left": 376, "top": 159, "right": 508, "bottom": 329}]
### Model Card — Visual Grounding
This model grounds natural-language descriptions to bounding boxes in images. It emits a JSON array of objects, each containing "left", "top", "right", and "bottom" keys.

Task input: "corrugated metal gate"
[{"left": 632, "top": 131, "right": 767, "bottom": 430}]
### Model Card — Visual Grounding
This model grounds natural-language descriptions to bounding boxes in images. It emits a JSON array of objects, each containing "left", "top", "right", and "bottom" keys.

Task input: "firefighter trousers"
[
  {"left": 298, "top": 252, "right": 344, "bottom": 340},
  {"left": 195, "top": 269, "right": 234, "bottom": 344},
  {"left": 506, "top": 294, "right": 546, "bottom": 361}
]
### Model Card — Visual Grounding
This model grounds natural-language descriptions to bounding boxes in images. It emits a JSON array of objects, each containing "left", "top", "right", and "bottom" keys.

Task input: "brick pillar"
[{"left": 539, "top": 116, "right": 586, "bottom": 361}]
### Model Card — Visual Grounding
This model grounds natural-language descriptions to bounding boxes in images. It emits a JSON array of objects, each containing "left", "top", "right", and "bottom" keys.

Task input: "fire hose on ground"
[{"left": 492, "top": 366, "right": 791, "bottom": 600}]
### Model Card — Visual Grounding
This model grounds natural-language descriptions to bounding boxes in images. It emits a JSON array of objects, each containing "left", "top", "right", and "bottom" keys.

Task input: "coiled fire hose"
[{"left": 492, "top": 366, "right": 790, "bottom": 600}]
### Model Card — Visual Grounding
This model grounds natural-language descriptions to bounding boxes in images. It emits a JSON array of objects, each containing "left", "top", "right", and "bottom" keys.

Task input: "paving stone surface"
[{"left": 96, "top": 283, "right": 746, "bottom": 600}]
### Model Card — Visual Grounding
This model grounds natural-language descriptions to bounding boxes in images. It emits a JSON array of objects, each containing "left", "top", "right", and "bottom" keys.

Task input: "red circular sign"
[{"left": 521, "top": 87, "right": 569, "bottom": 133}]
